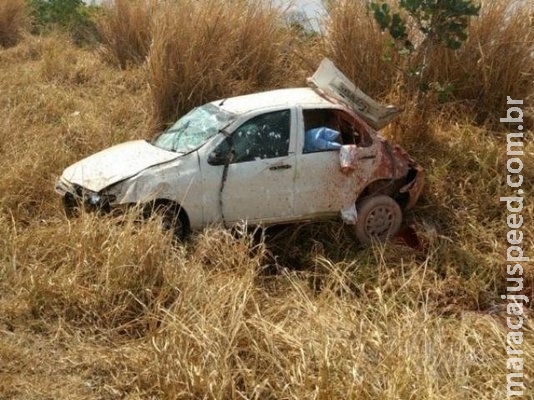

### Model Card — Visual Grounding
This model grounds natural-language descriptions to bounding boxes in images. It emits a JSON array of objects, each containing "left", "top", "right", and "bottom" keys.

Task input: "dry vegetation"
[
  {"left": 325, "top": 0, "right": 534, "bottom": 126},
  {"left": 96, "top": 0, "right": 155, "bottom": 69},
  {"left": 146, "top": 0, "right": 306, "bottom": 129},
  {"left": 0, "top": 0, "right": 27, "bottom": 48},
  {"left": 0, "top": 0, "right": 533, "bottom": 399}
]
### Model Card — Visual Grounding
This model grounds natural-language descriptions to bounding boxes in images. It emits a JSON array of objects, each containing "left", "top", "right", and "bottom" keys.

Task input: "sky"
[
  {"left": 83, "top": 0, "right": 325, "bottom": 19},
  {"left": 284, "top": 0, "right": 325, "bottom": 30},
  {"left": 285, "top": 0, "right": 324, "bottom": 18},
  {"left": 83, "top": 0, "right": 326, "bottom": 30}
]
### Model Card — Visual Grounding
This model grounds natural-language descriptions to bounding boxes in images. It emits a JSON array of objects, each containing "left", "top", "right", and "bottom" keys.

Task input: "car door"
[
  {"left": 294, "top": 107, "right": 365, "bottom": 217},
  {"left": 203, "top": 108, "right": 297, "bottom": 224}
]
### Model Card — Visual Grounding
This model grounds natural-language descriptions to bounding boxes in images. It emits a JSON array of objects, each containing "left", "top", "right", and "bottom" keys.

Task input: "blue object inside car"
[{"left": 303, "top": 127, "right": 342, "bottom": 153}]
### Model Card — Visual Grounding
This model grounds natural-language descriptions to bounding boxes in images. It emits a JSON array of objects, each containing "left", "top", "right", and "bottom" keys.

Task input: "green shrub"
[{"left": 29, "top": 0, "right": 98, "bottom": 44}]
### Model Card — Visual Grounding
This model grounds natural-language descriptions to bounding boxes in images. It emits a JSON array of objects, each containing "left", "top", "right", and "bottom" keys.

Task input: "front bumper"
[{"left": 56, "top": 177, "right": 115, "bottom": 214}]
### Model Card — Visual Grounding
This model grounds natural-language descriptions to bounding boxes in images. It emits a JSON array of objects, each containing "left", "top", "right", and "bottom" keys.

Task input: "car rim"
[{"left": 365, "top": 205, "right": 395, "bottom": 238}]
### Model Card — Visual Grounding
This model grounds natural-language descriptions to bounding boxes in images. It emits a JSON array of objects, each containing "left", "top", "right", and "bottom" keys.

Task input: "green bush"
[
  {"left": 29, "top": 0, "right": 99, "bottom": 44},
  {"left": 370, "top": 0, "right": 480, "bottom": 97}
]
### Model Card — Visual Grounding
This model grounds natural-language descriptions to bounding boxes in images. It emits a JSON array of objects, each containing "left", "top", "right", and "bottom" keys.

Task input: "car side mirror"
[
  {"left": 208, "top": 138, "right": 233, "bottom": 165},
  {"left": 208, "top": 151, "right": 230, "bottom": 165}
]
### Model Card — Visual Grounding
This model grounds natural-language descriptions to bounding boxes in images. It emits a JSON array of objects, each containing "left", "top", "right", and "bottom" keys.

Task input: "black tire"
[
  {"left": 144, "top": 202, "right": 188, "bottom": 240},
  {"left": 355, "top": 195, "right": 402, "bottom": 244}
]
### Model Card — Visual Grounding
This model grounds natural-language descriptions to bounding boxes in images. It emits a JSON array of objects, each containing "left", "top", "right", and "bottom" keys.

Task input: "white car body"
[{"left": 56, "top": 60, "right": 424, "bottom": 236}]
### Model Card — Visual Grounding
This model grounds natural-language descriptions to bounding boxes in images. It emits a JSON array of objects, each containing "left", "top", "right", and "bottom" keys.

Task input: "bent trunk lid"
[{"left": 308, "top": 58, "right": 402, "bottom": 130}]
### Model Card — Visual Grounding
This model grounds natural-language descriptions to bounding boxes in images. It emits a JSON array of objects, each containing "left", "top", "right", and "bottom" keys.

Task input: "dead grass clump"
[
  {"left": 191, "top": 225, "right": 266, "bottom": 271},
  {"left": 0, "top": 33, "right": 151, "bottom": 224},
  {"left": 422, "top": 0, "right": 534, "bottom": 125},
  {"left": 1, "top": 207, "right": 533, "bottom": 398},
  {"left": 324, "top": 0, "right": 534, "bottom": 127},
  {"left": 0, "top": 0, "right": 27, "bottom": 48},
  {"left": 0, "top": 212, "right": 268, "bottom": 338},
  {"left": 147, "top": 0, "right": 298, "bottom": 129},
  {"left": 97, "top": 0, "right": 155, "bottom": 69},
  {"left": 120, "top": 248, "right": 533, "bottom": 399},
  {"left": 323, "top": 0, "right": 402, "bottom": 99},
  {"left": 8, "top": 212, "right": 180, "bottom": 335},
  {"left": 397, "top": 118, "right": 533, "bottom": 302},
  {"left": 38, "top": 32, "right": 85, "bottom": 83}
]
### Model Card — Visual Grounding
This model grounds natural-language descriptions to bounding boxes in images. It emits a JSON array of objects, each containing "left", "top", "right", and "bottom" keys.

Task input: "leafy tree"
[
  {"left": 371, "top": 0, "right": 480, "bottom": 50},
  {"left": 370, "top": 0, "right": 480, "bottom": 97}
]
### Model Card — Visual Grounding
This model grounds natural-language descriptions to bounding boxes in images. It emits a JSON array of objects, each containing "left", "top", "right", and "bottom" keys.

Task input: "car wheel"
[
  {"left": 355, "top": 195, "right": 402, "bottom": 244},
  {"left": 145, "top": 202, "right": 188, "bottom": 241}
]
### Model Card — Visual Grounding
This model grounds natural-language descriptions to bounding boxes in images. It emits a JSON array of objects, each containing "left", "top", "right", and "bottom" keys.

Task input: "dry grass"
[
  {"left": 324, "top": 0, "right": 534, "bottom": 125},
  {"left": 0, "top": 1, "right": 533, "bottom": 398},
  {"left": 0, "top": 0, "right": 27, "bottom": 48},
  {"left": 97, "top": 0, "right": 155, "bottom": 69},
  {"left": 421, "top": 0, "right": 534, "bottom": 124},
  {"left": 323, "top": 0, "right": 402, "bottom": 99},
  {"left": 0, "top": 33, "right": 150, "bottom": 224},
  {"left": 1, "top": 210, "right": 532, "bottom": 398},
  {"left": 147, "top": 0, "right": 303, "bottom": 130}
]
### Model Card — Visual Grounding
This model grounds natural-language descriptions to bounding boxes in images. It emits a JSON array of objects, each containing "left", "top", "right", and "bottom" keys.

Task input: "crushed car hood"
[{"left": 61, "top": 140, "right": 180, "bottom": 192}]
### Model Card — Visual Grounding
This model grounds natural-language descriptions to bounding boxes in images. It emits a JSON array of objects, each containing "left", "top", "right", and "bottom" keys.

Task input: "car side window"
[
  {"left": 303, "top": 109, "right": 342, "bottom": 154},
  {"left": 302, "top": 109, "right": 367, "bottom": 153},
  {"left": 217, "top": 110, "right": 290, "bottom": 164}
]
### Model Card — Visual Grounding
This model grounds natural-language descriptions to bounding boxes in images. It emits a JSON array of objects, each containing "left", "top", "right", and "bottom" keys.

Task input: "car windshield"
[{"left": 153, "top": 103, "right": 236, "bottom": 153}]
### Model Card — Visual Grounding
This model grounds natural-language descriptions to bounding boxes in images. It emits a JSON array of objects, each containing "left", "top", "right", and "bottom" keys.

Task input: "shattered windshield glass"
[{"left": 153, "top": 103, "right": 236, "bottom": 153}]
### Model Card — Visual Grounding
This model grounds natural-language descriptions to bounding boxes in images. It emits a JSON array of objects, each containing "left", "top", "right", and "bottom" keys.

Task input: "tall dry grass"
[
  {"left": 0, "top": 3, "right": 533, "bottom": 398},
  {"left": 1, "top": 209, "right": 532, "bottom": 398},
  {"left": 97, "top": 0, "right": 155, "bottom": 69},
  {"left": 421, "top": 0, "right": 534, "bottom": 124},
  {"left": 0, "top": 0, "right": 27, "bottom": 48},
  {"left": 147, "top": 0, "right": 303, "bottom": 129},
  {"left": 0, "top": 33, "right": 150, "bottom": 224},
  {"left": 325, "top": 0, "right": 534, "bottom": 125},
  {"left": 323, "top": 0, "right": 402, "bottom": 99}
]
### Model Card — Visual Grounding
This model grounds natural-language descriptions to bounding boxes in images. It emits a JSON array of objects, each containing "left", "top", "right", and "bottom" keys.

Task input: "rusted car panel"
[
  {"left": 337, "top": 139, "right": 424, "bottom": 209},
  {"left": 55, "top": 59, "right": 424, "bottom": 242}
]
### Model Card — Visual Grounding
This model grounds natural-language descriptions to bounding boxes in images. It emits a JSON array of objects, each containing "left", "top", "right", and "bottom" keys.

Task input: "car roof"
[{"left": 212, "top": 87, "right": 339, "bottom": 115}]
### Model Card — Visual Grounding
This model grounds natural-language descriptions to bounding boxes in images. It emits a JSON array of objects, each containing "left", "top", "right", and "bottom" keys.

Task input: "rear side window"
[
  {"left": 303, "top": 109, "right": 342, "bottom": 153},
  {"left": 302, "top": 108, "right": 369, "bottom": 151}
]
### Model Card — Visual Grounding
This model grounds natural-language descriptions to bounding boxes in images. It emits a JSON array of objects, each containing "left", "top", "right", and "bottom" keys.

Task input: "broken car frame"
[{"left": 56, "top": 59, "right": 424, "bottom": 243}]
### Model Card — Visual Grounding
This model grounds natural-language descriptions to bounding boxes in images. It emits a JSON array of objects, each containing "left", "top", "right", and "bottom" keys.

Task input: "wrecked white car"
[{"left": 55, "top": 59, "right": 424, "bottom": 243}]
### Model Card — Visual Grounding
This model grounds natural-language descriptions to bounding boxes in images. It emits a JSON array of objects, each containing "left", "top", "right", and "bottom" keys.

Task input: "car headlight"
[
  {"left": 83, "top": 190, "right": 116, "bottom": 211},
  {"left": 86, "top": 192, "right": 103, "bottom": 207}
]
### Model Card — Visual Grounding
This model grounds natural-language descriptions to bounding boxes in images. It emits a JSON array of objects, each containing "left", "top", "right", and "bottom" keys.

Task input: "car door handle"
[{"left": 269, "top": 164, "right": 292, "bottom": 171}]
